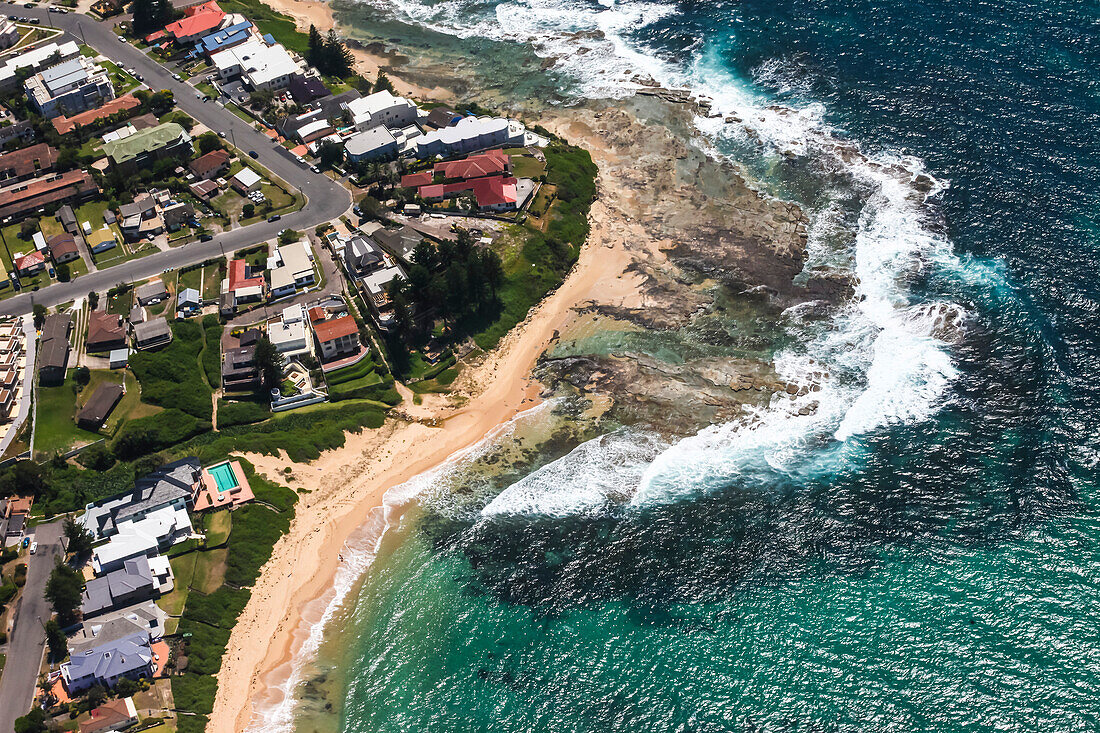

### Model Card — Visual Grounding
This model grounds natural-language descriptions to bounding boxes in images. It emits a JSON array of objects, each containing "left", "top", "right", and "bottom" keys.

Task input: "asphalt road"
[
  {"left": 0, "top": 519, "right": 63, "bottom": 732},
  {"left": 0, "top": 8, "right": 352, "bottom": 316}
]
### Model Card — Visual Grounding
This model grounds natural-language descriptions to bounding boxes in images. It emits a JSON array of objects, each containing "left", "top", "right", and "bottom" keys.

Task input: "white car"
[
  {"left": 29, "top": 541, "right": 37, "bottom": 554},
  {"left": 117, "top": 34, "right": 125, "bottom": 42}
]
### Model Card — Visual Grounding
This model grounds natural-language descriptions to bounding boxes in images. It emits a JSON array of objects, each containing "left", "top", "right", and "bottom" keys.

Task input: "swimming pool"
[{"left": 208, "top": 462, "right": 239, "bottom": 493}]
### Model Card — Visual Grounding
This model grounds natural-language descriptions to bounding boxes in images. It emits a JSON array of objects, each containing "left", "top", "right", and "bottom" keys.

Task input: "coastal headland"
[{"left": 209, "top": 1, "right": 839, "bottom": 730}]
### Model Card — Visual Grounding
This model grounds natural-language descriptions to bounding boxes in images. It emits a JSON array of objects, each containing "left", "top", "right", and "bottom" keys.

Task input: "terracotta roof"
[
  {"left": 312, "top": 314, "right": 358, "bottom": 343},
  {"left": 0, "top": 143, "right": 57, "bottom": 179},
  {"left": 51, "top": 94, "right": 141, "bottom": 135},
  {"left": 14, "top": 250, "right": 44, "bottom": 272},
  {"left": 87, "top": 311, "right": 125, "bottom": 348},
  {"left": 227, "top": 258, "right": 263, "bottom": 293},
  {"left": 434, "top": 150, "right": 510, "bottom": 180},
  {"left": 79, "top": 697, "right": 136, "bottom": 733},
  {"left": 188, "top": 149, "right": 230, "bottom": 178},
  {"left": 308, "top": 306, "right": 326, "bottom": 323},
  {"left": 400, "top": 171, "right": 434, "bottom": 188},
  {"left": 165, "top": 1, "right": 225, "bottom": 39},
  {"left": 423, "top": 175, "right": 518, "bottom": 208},
  {"left": 418, "top": 183, "right": 444, "bottom": 200},
  {"left": 0, "top": 170, "right": 98, "bottom": 220},
  {"left": 48, "top": 233, "right": 78, "bottom": 258}
]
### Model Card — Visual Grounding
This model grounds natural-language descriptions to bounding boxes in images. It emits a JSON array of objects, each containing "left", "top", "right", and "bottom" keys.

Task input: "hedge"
[
  {"left": 111, "top": 410, "right": 210, "bottom": 460},
  {"left": 217, "top": 400, "right": 269, "bottom": 428}
]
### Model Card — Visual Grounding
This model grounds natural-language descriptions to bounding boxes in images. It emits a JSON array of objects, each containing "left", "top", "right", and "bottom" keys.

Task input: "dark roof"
[
  {"left": 317, "top": 89, "right": 361, "bottom": 119},
  {"left": 39, "top": 313, "right": 71, "bottom": 371},
  {"left": 238, "top": 328, "right": 261, "bottom": 346},
  {"left": 87, "top": 311, "right": 125, "bottom": 348},
  {"left": 77, "top": 382, "right": 124, "bottom": 429},
  {"left": 133, "top": 317, "right": 171, "bottom": 345},
  {"left": 47, "top": 233, "right": 78, "bottom": 258},
  {"left": 136, "top": 280, "right": 168, "bottom": 301},
  {"left": 288, "top": 74, "right": 329, "bottom": 104},
  {"left": 119, "top": 194, "right": 156, "bottom": 219},
  {"left": 0, "top": 142, "right": 57, "bottom": 180},
  {"left": 81, "top": 556, "right": 152, "bottom": 617},
  {"left": 128, "top": 113, "right": 161, "bottom": 131},
  {"left": 425, "top": 107, "right": 460, "bottom": 129},
  {"left": 57, "top": 203, "right": 76, "bottom": 226},
  {"left": 0, "top": 169, "right": 98, "bottom": 220},
  {"left": 222, "top": 345, "right": 256, "bottom": 378},
  {"left": 373, "top": 226, "right": 423, "bottom": 261},
  {"left": 112, "top": 458, "right": 201, "bottom": 524}
]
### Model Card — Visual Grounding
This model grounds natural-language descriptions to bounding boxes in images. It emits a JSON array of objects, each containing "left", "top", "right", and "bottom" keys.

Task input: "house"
[
  {"left": 288, "top": 73, "right": 328, "bottom": 104},
  {"left": 196, "top": 19, "right": 253, "bottom": 56},
  {"left": 57, "top": 203, "right": 78, "bottom": 233},
  {"left": 359, "top": 258, "right": 406, "bottom": 329},
  {"left": 343, "top": 90, "right": 419, "bottom": 132},
  {"left": 102, "top": 122, "right": 193, "bottom": 175},
  {"left": 189, "top": 178, "right": 220, "bottom": 200},
  {"left": 343, "top": 235, "right": 383, "bottom": 276},
  {"left": 87, "top": 311, "right": 126, "bottom": 352},
  {"left": 25, "top": 57, "right": 115, "bottom": 119},
  {"left": 163, "top": 201, "right": 195, "bottom": 232},
  {"left": 178, "top": 287, "right": 201, "bottom": 313},
  {"left": 3, "top": 495, "right": 31, "bottom": 519},
  {"left": 373, "top": 225, "right": 423, "bottom": 262},
  {"left": 0, "top": 142, "right": 57, "bottom": 183},
  {"left": 135, "top": 279, "right": 168, "bottom": 306},
  {"left": 267, "top": 240, "right": 315, "bottom": 298},
  {"left": 133, "top": 317, "right": 172, "bottom": 350},
  {"left": 225, "top": 258, "right": 265, "bottom": 306},
  {"left": 81, "top": 556, "right": 165, "bottom": 618},
  {"left": 188, "top": 149, "right": 231, "bottom": 179},
  {"left": 267, "top": 305, "right": 309, "bottom": 357},
  {"left": 80, "top": 459, "right": 199, "bottom": 539},
  {"left": 424, "top": 106, "right": 462, "bottom": 129},
  {"left": 0, "top": 169, "right": 98, "bottom": 220},
  {"left": 400, "top": 171, "right": 434, "bottom": 189},
  {"left": 0, "top": 20, "right": 19, "bottom": 51},
  {"left": 78, "top": 697, "right": 139, "bottom": 733},
  {"left": 76, "top": 382, "right": 124, "bottom": 430},
  {"left": 423, "top": 175, "right": 520, "bottom": 212},
  {"left": 52, "top": 93, "right": 141, "bottom": 135},
  {"left": 0, "top": 119, "right": 35, "bottom": 148},
  {"left": 276, "top": 108, "right": 326, "bottom": 141},
  {"left": 414, "top": 116, "right": 527, "bottom": 159},
  {"left": 70, "top": 601, "right": 167, "bottom": 653},
  {"left": 313, "top": 314, "right": 359, "bottom": 361},
  {"left": 109, "top": 348, "right": 129, "bottom": 369},
  {"left": 129, "top": 307, "right": 144, "bottom": 327},
  {"left": 164, "top": 0, "right": 226, "bottom": 45},
  {"left": 86, "top": 227, "right": 118, "bottom": 254},
  {"left": 434, "top": 149, "right": 511, "bottom": 180},
  {"left": 13, "top": 250, "right": 45, "bottom": 276},
  {"left": 0, "top": 40, "right": 81, "bottom": 94},
  {"left": 230, "top": 167, "right": 262, "bottom": 193},
  {"left": 48, "top": 233, "right": 80, "bottom": 264},
  {"left": 61, "top": 632, "right": 154, "bottom": 693},
  {"left": 221, "top": 344, "right": 257, "bottom": 389},
  {"left": 39, "top": 313, "right": 71, "bottom": 385},
  {"left": 344, "top": 126, "right": 398, "bottom": 164},
  {"left": 119, "top": 194, "right": 157, "bottom": 221},
  {"left": 210, "top": 36, "right": 301, "bottom": 91}
]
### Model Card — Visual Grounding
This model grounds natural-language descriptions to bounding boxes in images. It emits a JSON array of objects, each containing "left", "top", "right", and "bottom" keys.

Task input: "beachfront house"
[
  {"left": 342, "top": 90, "right": 419, "bottom": 132},
  {"left": 81, "top": 555, "right": 173, "bottom": 619},
  {"left": 70, "top": 601, "right": 167, "bottom": 654},
  {"left": 413, "top": 116, "right": 527, "bottom": 159},
  {"left": 345, "top": 126, "right": 398, "bottom": 164},
  {"left": 61, "top": 632, "right": 154, "bottom": 693}
]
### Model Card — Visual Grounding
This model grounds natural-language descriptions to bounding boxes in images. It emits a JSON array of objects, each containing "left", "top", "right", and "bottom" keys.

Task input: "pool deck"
[{"left": 193, "top": 459, "right": 255, "bottom": 512}]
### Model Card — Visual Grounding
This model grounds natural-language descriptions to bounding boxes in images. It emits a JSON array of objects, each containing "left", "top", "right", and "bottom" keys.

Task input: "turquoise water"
[
  {"left": 209, "top": 462, "right": 239, "bottom": 492},
  {"left": 283, "top": 0, "right": 1100, "bottom": 730}
]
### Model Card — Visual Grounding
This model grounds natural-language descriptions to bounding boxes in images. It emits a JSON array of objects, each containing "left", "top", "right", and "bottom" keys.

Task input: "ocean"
[{"left": 265, "top": 0, "right": 1100, "bottom": 730}]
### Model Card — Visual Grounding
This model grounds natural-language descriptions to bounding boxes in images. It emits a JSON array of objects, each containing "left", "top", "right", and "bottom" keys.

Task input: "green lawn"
[
  {"left": 511, "top": 155, "right": 547, "bottom": 179},
  {"left": 179, "top": 266, "right": 202, "bottom": 292},
  {"left": 217, "top": 0, "right": 310, "bottom": 55},
  {"left": 74, "top": 199, "right": 120, "bottom": 240},
  {"left": 105, "top": 287, "right": 132, "bottom": 316},
  {"left": 191, "top": 547, "right": 227, "bottom": 594},
  {"left": 98, "top": 58, "right": 140, "bottom": 93},
  {"left": 203, "top": 510, "right": 231, "bottom": 546},
  {"left": 201, "top": 260, "right": 224, "bottom": 301},
  {"left": 105, "top": 370, "right": 161, "bottom": 434},
  {"left": 35, "top": 373, "right": 102, "bottom": 455},
  {"left": 159, "top": 553, "right": 196, "bottom": 616}
]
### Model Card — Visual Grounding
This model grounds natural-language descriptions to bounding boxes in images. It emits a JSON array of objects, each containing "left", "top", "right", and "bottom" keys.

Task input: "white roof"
[
  {"left": 345, "top": 126, "right": 396, "bottom": 156},
  {"left": 212, "top": 37, "right": 299, "bottom": 86},
  {"left": 0, "top": 41, "right": 79, "bottom": 84},
  {"left": 362, "top": 261, "right": 406, "bottom": 296},
  {"left": 296, "top": 119, "right": 330, "bottom": 139},
  {"left": 267, "top": 318, "right": 306, "bottom": 350},
  {"left": 282, "top": 303, "right": 305, "bottom": 323},
  {"left": 344, "top": 90, "right": 416, "bottom": 119},
  {"left": 92, "top": 504, "right": 191, "bottom": 570},
  {"left": 32, "top": 231, "right": 46, "bottom": 251},
  {"left": 278, "top": 241, "right": 312, "bottom": 275},
  {"left": 232, "top": 167, "right": 261, "bottom": 188}
]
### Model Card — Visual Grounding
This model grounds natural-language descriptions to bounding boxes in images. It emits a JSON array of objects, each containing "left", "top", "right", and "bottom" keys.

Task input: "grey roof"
[
  {"left": 118, "top": 195, "right": 155, "bottom": 219},
  {"left": 178, "top": 287, "right": 200, "bottom": 306},
  {"left": 64, "top": 631, "right": 152, "bottom": 686},
  {"left": 82, "top": 556, "right": 154, "bottom": 617},
  {"left": 344, "top": 236, "right": 382, "bottom": 272},
  {"left": 110, "top": 458, "right": 200, "bottom": 525},
  {"left": 133, "top": 317, "right": 171, "bottom": 345},
  {"left": 373, "top": 226, "right": 422, "bottom": 261},
  {"left": 129, "top": 306, "right": 145, "bottom": 324},
  {"left": 57, "top": 203, "right": 76, "bottom": 226},
  {"left": 136, "top": 280, "right": 167, "bottom": 301},
  {"left": 39, "top": 312, "right": 71, "bottom": 371},
  {"left": 71, "top": 600, "right": 166, "bottom": 654}
]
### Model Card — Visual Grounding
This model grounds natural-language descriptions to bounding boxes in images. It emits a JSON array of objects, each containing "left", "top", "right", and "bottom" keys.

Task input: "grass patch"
[
  {"left": 511, "top": 154, "right": 547, "bottom": 179},
  {"left": 202, "top": 509, "right": 232, "bottom": 546},
  {"left": 215, "top": 0, "right": 309, "bottom": 55},
  {"left": 129, "top": 321, "right": 212, "bottom": 419},
  {"left": 191, "top": 547, "right": 227, "bottom": 594},
  {"left": 158, "top": 553, "right": 196, "bottom": 616},
  {"left": 216, "top": 399, "right": 269, "bottom": 427},
  {"left": 201, "top": 315, "right": 222, "bottom": 389},
  {"left": 34, "top": 374, "right": 102, "bottom": 455}
]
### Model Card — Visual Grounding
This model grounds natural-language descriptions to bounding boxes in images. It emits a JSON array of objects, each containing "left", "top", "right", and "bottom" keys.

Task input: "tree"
[
  {"left": 0, "top": 460, "right": 48, "bottom": 499},
  {"left": 277, "top": 229, "right": 300, "bottom": 245},
  {"left": 32, "top": 304, "right": 46, "bottom": 329},
  {"left": 242, "top": 202, "right": 255, "bottom": 219},
  {"left": 306, "top": 24, "right": 324, "bottom": 69},
  {"left": 318, "top": 140, "right": 342, "bottom": 169},
  {"left": 45, "top": 561, "right": 83, "bottom": 626},
  {"left": 196, "top": 131, "right": 223, "bottom": 155},
  {"left": 73, "top": 366, "right": 90, "bottom": 386},
  {"left": 45, "top": 618, "right": 67, "bottom": 662},
  {"left": 13, "top": 708, "right": 46, "bottom": 733},
  {"left": 56, "top": 261, "right": 71, "bottom": 282},
  {"left": 113, "top": 677, "right": 140, "bottom": 697},
  {"left": 78, "top": 442, "right": 115, "bottom": 471},
  {"left": 253, "top": 336, "right": 282, "bottom": 391},
  {"left": 19, "top": 219, "right": 36, "bottom": 240},
  {"left": 88, "top": 291, "right": 99, "bottom": 310},
  {"left": 373, "top": 71, "right": 395, "bottom": 95},
  {"left": 63, "top": 515, "right": 94, "bottom": 558}
]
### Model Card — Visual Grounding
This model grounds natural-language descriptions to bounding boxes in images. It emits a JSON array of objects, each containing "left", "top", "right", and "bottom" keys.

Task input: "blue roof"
[
  {"left": 262, "top": 33, "right": 275, "bottom": 45},
  {"left": 198, "top": 20, "right": 252, "bottom": 54},
  {"left": 65, "top": 632, "right": 152, "bottom": 685}
]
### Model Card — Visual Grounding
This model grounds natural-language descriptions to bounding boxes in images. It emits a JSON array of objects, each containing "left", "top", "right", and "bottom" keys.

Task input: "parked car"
[
  {"left": 117, "top": 34, "right": 126, "bottom": 42},
  {"left": 29, "top": 541, "right": 37, "bottom": 554},
  {"left": 248, "top": 150, "right": 258, "bottom": 158},
  {"left": 267, "top": 214, "right": 281, "bottom": 222},
  {"left": 172, "top": 73, "right": 182, "bottom": 81},
  {"left": 217, "top": 131, "right": 226, "bottom": 138},
  {"left": 199, "top": 233, "right": 213, "bottom": 241}
]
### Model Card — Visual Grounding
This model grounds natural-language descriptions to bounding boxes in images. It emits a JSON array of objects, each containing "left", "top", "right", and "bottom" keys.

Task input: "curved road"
[{"left": 0, "top": 8, "right": 351, "bottom": 316}]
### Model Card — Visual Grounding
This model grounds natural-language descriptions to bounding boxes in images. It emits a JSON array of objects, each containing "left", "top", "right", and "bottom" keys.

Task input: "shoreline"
[{"left": 209, "top": 190, "right": 645, "bottom": 730}]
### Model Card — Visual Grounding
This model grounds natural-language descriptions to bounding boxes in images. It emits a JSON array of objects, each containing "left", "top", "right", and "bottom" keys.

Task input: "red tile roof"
[
  {"left": 165, "top": 1, "right": 225, "bottom": 40},
  {"left": 434, "top": 150, "right": 510, "bottom": 180},
  {"left": 14, "top": 250, "right": 44, "bottom": 272},
  {"left": 418, "top": 183, "right": 444, "bottom": 200},
  {"left": 52, "top": 94, "right": 141, "bottom": 135},
  {"left": 47, "top": 233, "right": 78, "bottom": 259},
  {"left": 400, "top": 171, "right": 434, "bottom": 188},
  {"left": 188, "top": 149, "right": 230, "bottom": 178},
  {"left": 87, "top": 311, "right": 125, "bottom": 347},
  {"left": 420, "top": 176, "right": 519, "bottom": 208},
  {"left": 308, "top": 306, "right": 326, "bottom": 323},
  {"left": 228, "top": 258, "right": 265, "bottom": 293},
  {"left": 0, "top": 170, "right": 98, "bottom": 219},
  {"left": 312, "top": 314, "right": 358, "bottom": 343},
  {"left": 0, "top": 143, "right": 57, "bottom": 179}
]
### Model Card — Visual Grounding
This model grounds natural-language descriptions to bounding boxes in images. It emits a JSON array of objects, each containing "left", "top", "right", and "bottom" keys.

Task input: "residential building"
[
  {"left": 164, "top": 0, "right": 227, "bottom": 45},
  {"left": 13, "top": 250, "right": 45, "bottom": 276},
  {"left": 78, "top": 697, "right": 139, "bottom": 733},
  {"left": 178, "top": 287, "right": 201, "bottom": 313},
  {"left": 133, "top": 317, "right": 172, "bottom": 350},
  {"left": 221, "top": 344, "right": 257, "bottom": 389},
  {"left": 230, "top": 167, "right": 261, "bottom": 193},
  {"left": 48, "top": 233, "right": 80, "bottom": 264},
  {"left": 52, "top": 93, "right": 141, "bottom": 135},
  {"left": 343, "top": 90, "right": 418, "bottom": 132},
  {"left": 57, "top": 204, "right": 78, "bottom": 233},
  {"left": 76, "top": 382, "right": 124, "bottom": 430},
  {"left": 86, "top": 227, "right": 118, "bottom": 254},
  {"left": 109, "top": 348, "right": 129, "bottom": 369},
  {"left": 345, "top": 126, "right": 398, "bottom": 164},
  {"left": 81, "top": 556, "right": 166, "bottom": 618},
  {"left": 188, "top": 149, "right": 231, "bottom": 179},
  {"left": 0, "top": 142, "right": 57, "bottom": 183},
  {"left": 25, "top": 57, "right": 115, "bottom": 119},
  {"left": 424, "top": 106, "right": 461, "bottom": 129},
  {"left": 119, "top": 194, "right": 156, "bottom": 221},
  {"left": 87, "top": 311, "right": 126, "bottom": 352},
  {"left": 39, "top": 313, "right": 71, "bottom": 386},
  {"left": 0, "top": 169, "right": 98, "bottom": 220},
  {"left": 210, "top": 36, "right": 301, "bottom": 91},
  {"left": 224, "top": 258, "right": 265, "bottom": 306},
  {"left": 189, "top": 178, "right": 220, "bottom": 200},
  {"left": 0, "top": 40, "right": 81, "bottom": 93},
  {"left": 0, "top": 119, "right": 35, "bottom": 148},
  {"left": 343, "top": 235, "right": 382, "bottom": 276},
  {"left": 135, "top": 279, "right": 168, "bottom": 306},
  {"left": 373, "top": 225, "right": 423, "bottom": 262},
  {"left": 163, "top": 201, "right": 195, "bottom": 231},
  {"left": 268, "top": 305, "right": 310, "bottom": 357},
  {"left": 70, "top": 601, "right": 167, "bottom": 653},
  {"left": 288, "top": 73, "right": 328, "bottom": 104},
  {"left": 400, "top": 170, "right": 434, "bottom": 189},
  {"left": 129, "top": 306, "right": 145, "bottom": 327},
  {"left": 61, "top": 632, "right": 154, "bottom": 693},
  {"left": 0, "top": 20, "right": 19, "bottom": 51},
  {"left": 414, "top": 116, "right": 527, "bottom": 159},
  {"left": 313, "top": 314, "right": 359, "bottom": 361},
  {"left": 102, "top": 122, "right": 193, "bottom": 175},
  {"left": 434, "top": 149, "right": 511, "bottom": 180},
  {"left": 3, "top": 495, "right": 31, "bottom": 520},
  {"left": 267, "top": 240, "right": 315, "bottom": 299},
  {"left": 196, "top": 18, "right": 253, "bottom": 56}
]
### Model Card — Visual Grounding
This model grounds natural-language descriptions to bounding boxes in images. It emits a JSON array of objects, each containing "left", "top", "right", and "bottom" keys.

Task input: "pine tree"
[
  {"left": 373, "top": 71, "right": 395, "bottom": 94},
  {"left": 322, "top": 29, "right": 354, "bottom": 77},
  {"left": 306, "top": 24, "right": 324, "bottom": 68}
]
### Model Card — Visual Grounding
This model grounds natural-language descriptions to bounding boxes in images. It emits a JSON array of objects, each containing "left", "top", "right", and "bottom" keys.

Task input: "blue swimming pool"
[{"left": 208, "top": 462, "right": 239, "bottom": 493}]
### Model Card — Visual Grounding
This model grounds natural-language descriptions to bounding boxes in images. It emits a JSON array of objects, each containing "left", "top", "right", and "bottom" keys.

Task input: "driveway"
[
  {"left": 0, "top": 10, "right": 352, "bottom": 317},
  {"left": 0, "top": 519, "right": 63, "bottom": 733}
]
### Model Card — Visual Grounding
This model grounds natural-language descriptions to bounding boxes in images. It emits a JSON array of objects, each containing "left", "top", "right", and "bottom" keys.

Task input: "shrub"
[
  {"left": 128, "top": 321, "right": 212, "bottom": 419},
  {"left": 201, "top": 315, "right": 222, "bottom": 388},
  {"left": 78, "top": 442, "right": 115, "bottom": 471},
  {"left": 224, "top": 504, "right": 289, "bottom": 587},
  {"left": 112, "top": 409, "right": 210, "bottom": 459},
  {"left": 171, "top": 674, "right": 217, "bottom": 715},
  {"left": 217, "top": 400, "right": 269, "bottom": 427}
]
